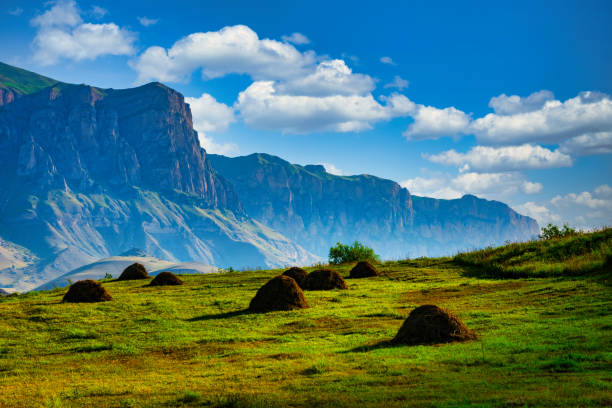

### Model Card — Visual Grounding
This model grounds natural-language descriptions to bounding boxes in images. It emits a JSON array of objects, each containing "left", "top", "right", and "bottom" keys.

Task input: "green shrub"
[
  {"left": 329, "top": 241, "right": 380, "bottom": 264},
  {"left": 454, "top": 227, "right": 612, "bottom": 278},
  {"left": 539, "top": 223, "right": 577, "bottom": 240}
]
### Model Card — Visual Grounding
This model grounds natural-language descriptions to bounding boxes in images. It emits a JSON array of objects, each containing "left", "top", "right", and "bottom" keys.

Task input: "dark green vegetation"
[
  {"left": 0, "top": 61, "right": 62, "bottom": 95},
  {"left": 1, "top": 231, "right": 611, "bottom": 407},
  {"left": 329, "top": 241, "right": 380, "bottom": 264},
  {"left": 455, "top": 227, "right": 612, "bottom": 278},
  {"left": 539, "top": 223, "right": 578, "bottom": 240}
]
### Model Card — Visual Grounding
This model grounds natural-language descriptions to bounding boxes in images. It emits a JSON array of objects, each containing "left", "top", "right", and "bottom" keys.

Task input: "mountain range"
[{"left": 0, "top": 62, "right": 539, "bottom": 292}]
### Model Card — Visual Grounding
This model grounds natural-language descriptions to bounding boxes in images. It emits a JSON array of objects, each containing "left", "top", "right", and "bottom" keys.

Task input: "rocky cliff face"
[
  {"left": 0, "top": 81, "right": 317, "bottom": 291},
  {"left": 209, "top": 153, "right": 540, "bottom": 259},
  {"left": 0, "top": 86, "right": 19, "bottom": 106},
  {"left": 0, "top": 83, "right": 240, "bottom": 209}
]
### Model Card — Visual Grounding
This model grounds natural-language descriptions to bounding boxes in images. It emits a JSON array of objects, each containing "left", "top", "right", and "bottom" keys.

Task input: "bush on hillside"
[
  {"left": 454, "top": 227, "right": 612, "bottom": 278},
  {"left": 329, "top": 241, "right": 380, "bottom": 264},
  {"left": 539, "top": 223, "right": 577, "bottom": 240}
]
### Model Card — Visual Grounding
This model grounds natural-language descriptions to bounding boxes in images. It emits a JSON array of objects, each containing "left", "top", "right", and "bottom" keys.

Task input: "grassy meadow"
[{"left": 0, "top": 231, "right": 611, "bottom": 407}]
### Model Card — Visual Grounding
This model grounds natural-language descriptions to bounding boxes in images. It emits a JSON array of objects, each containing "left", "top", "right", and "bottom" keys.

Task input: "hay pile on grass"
[
  {"left": 392, "top": 305, "right": 476, "bottom": 345},
  {"left": 249, "top": 275, "right": 309, "bottom": 312},
  {"left": 118, "top": 263, "right": 149, "bottom": 281},
  {"left": 149, "top": 272, "right": 183, "bottom": 286},
  {"left": 349, "top": 261, "right": 379, "bottom": 278},
  {"left": 62, "top": 280, "right": 112, "bottom": 303},
  {"left": 304, "top": 269, "right": 348, "bottom": 290},
  {"left": 282, "top": 267, "right": 308, "bottom": 288}
]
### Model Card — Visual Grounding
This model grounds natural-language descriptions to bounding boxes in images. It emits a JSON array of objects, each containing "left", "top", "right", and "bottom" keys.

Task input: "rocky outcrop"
[
  {"left": 0, "top": 83, "right": 242, "bottom": 210},
  {"left": 209, "top": 153, "right": 540, "bottom": 259},
  {"left": 0, "top": 86, "right": 19, "bottom": 106}
]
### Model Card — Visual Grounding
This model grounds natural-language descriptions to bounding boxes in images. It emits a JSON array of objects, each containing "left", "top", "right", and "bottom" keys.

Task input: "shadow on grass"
[
  {"left": 344, "top": 338, "right": 479, "bottom": 353},
  {"left": 187, "top": 309, "right": 251, "bottom": 321},
  {"left": 343, "top": 340, "right": 398, "bottom": 353},
  {"left": 71, "top": 344, "right": 112, "bottom": 353}
]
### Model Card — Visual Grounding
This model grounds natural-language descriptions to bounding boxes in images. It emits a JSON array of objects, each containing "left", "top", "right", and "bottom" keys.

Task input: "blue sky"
[{"left": 1, "top": 0, "right": 611, "bottom": 229}]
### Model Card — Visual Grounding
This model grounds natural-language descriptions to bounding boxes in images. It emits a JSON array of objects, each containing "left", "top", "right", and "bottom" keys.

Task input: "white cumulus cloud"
[
  {"left": 425, "top": 144, "right": 573, "bottom": 172},
  {"left": 516, "top": 184, "right": 612, "bottom": 228},
  {"left": 130, "top": 25, "right": 316, "bottom": 83},
  {"left": 400, "top": 171, "right": 541, "bottom": 201},
  {"left": 513, "top": 202, "right": 560, "bottom": 224},
  {"left": 138, "top": 16, "right": 158, "bottom": 27},
  {"left": 488, "top": 90, "right": 555, "bottom": 115},
  {"left": 275, "top": 59, "right": 375, "bottom": 97},
  {"left": 31, "top": 0, "right": 135, "bottom": 65},
  {"left": 559, "top": 131, "right": 612, "bottom": 156},
  {"left": 380, "top": 56, "right": 395, "bottom": 65},
  {"left": 185, "top": 93, "right": 237, "bottom": 155},
  {"left": 235, "top": 81, "right": 401, "bottom": 133},
  {"left": 319, "top": 163, "right": 343, "bottom": 175},
  {"left": 281, "top": 32, "right": 310, "bottom": 45},
  {"left": 471, "top": 91, "right": 612, "bottom": 145},
  {"left": 399, "top": 90, "right": 612, "bottom": 156},
  {"left": 384, "top": 75, "right": 409, "bottom": 90},
  {"left": 91, "top": 5, "right": 107, "bottom": 18},
  {"left": 403, "top": 105, "right": 471, "bottom": 140},
  {"left": 186, "top": 93, "right": 235, "bottom": 133}
]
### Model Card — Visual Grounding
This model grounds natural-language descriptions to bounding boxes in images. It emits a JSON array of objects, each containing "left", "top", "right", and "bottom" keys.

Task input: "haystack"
[
  {"left": 392, "top": 305, "right": 476, "bottom": 345},
  {"left": 62, "top": 280, "right": 112, "bottom": 303},
  {"left": 249, "top": 275, "right": 309, "bottom": 312},
  {"left": 149, "top": 271, "right": 183, "bottom": 286},
  {"left": 282, "top": 267, "right": 308, "bottom": 288},
  {"left": 304, "top": 269, "right": 348, "bottom": 290},
  {"left": 349, "top": 261, "right": 379, "bottom": 278},
  {"left": 118, "top": 263, "right": 149, "bottom": 281}
]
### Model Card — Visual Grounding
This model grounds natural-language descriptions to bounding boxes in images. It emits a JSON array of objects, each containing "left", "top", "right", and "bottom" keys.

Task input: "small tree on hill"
[
  {"left": 329, "top": 241, "right": 380, "bottom": 264},
  {"left": 539, "top": 223, "right": 577, "bottom": 240}
]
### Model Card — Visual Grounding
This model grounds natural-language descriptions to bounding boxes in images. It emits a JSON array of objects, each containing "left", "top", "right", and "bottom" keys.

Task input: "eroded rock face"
[
  {"left": 0, "top": 87, "right": 19, "bottom": 106},
  {"left": 0, "top": 83, "right": 241, "bottom": 210},
  {"left": 209, "top": 153, "right": 540, "bottom": 258}
]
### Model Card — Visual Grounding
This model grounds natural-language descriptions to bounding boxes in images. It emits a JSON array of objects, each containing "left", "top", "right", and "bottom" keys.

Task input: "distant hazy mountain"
[
  {"left": 35, "top": 254, "right": 219, "bottom": 291},
  {"left": 0, "top": 63, "right": 317, "bottom": 291},
  {"left": 209, "top": 153, "right": 540, "bottom": 259}
]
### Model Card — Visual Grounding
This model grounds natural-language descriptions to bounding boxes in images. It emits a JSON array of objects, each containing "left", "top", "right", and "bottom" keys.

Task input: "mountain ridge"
[{"left": 209, "top": 153, "right": 539, "bottom": 259}]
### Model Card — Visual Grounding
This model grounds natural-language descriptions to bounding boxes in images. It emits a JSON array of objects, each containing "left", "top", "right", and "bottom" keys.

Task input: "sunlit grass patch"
[{"left": 0, "top": 255, "right": 610, "bottom": 407}]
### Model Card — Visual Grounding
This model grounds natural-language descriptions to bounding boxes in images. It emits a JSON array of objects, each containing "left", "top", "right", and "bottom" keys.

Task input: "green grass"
[
  {"left": 0, "top": 255, "right": 611, "bottom": 407},
  {"left": 0, "top": 61, "right": 62, "bottom": 95},
  {"left": 454, "top": 227, "right": 612, "bottom": 278}
]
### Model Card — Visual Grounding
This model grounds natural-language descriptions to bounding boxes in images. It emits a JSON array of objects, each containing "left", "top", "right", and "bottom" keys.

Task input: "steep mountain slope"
[
  {"left": 209, "top": 153, "right": 540, "bottom": 259},
  {"left": 0, "top": 64, "right": 317, "bottom": 291},
  {"left": 0, "top": 62, "right": 62, "bottom": 106}
]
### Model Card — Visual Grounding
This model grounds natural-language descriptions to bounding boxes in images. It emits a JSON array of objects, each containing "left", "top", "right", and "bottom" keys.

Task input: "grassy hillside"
[
  {"left": 455, "top": 227, "right": 612, "bottom": 278},
  {"left": 0, "top": 62, "right": 62, "bottom": 95},
  {"left": 0, "top": 251, "right": 610, "bottom": 407}
]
